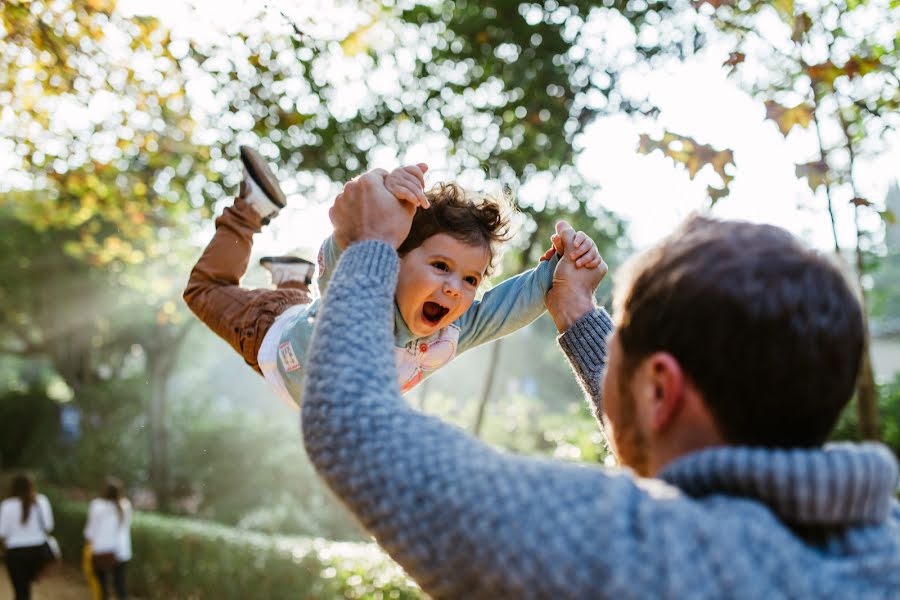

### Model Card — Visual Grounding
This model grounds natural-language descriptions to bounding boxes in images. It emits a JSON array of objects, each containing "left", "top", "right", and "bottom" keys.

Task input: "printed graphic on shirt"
[
  {"left": 395, "top": 324, "right": 460, "bottom": 393},
  {"left": 317, "top": 245, "right": 326, "bottom": 279},
  {"left": 278, "top": 341, "right": 301, "bottom": 372}
]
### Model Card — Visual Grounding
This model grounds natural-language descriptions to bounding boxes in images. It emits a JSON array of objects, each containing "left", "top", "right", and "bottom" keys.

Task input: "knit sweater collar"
[{"left": 658, "top": 443, "right": 898, "bottom": 525}]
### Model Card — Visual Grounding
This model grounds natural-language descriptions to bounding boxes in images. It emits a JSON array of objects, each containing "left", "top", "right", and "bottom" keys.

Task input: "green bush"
[
  {"left": 831, "top": 373, "right": 900, "bottom": 457},
  {"left": 53, "top": 501, "right": 424, "bottom": 599}
]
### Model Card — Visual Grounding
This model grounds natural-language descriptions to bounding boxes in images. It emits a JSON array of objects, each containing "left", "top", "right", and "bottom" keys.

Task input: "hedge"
[{"left": 53, "top": 501, "right": 425, "bottom": 599}]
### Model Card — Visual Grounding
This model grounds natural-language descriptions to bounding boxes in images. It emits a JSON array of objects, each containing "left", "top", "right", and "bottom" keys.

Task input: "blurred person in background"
[
  {"left": 84, "top": 477, "right": 132, "bottom": 600},
  {"left": 0, "top": 473, "right": 54, "bottom": 600}
]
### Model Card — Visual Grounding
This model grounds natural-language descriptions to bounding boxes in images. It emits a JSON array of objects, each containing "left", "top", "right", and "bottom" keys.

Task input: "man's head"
[
  {"left": 602, "top": 215, "right": 863, "bottom": 476},
  {"left": 395, "top": 183, "right": 513, "bottom": 337}
]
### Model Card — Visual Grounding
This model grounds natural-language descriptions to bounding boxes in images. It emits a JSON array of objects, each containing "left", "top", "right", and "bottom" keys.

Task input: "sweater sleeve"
[
  {"left": 556, "top": 308, "right": 614, "bottom": 419},
  {"left": 301, "top": 241, "right": 709, "bottom": 599},
  {"left": 455, "top": 255, "right": 558, "bottom": 354}
]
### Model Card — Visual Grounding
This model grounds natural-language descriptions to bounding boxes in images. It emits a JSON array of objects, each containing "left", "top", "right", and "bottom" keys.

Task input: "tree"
[
  {"left": 1, "top": 0, "right": 222, "bottom": 264},
  {"left": 642, "top": 0, "right": 898, "bottom": 438}
]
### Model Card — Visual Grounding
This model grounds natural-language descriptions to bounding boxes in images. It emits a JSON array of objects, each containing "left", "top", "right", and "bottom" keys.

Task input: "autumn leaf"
[
  {"left": 764, "top": 100, "right": 813, "bottom": 136},
  {"left": 638, "top": 132, "right": 735, "bottom": 205},
  {"left": 771, "top": 0, "right": 794, "bottom": 23},
  {"left": 723, "top": 52, "right": 745, "bottom": 67},
  {"left": 340, "top": 22, "right": 375, "bottom": 56},
  {"left": 807, "top": 56, "right": 882, "bottom": 87},
  {"left": 85, "top": 0, "right": 116, "bottom": 12},
  {"left": 795, "top": 160, "right": 831, "bottom": 192},
  {"left": 791, "top": 13, "right": 812, "bottom": 42}
]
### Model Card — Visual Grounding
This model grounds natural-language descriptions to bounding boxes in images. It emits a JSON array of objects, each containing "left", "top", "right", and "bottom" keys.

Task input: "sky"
[{"left": 119, "top": 0, "right": 900, "bottom": 259}]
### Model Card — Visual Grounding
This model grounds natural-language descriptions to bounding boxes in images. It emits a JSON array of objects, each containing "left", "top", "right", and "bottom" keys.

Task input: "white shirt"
[
  {"left": 0, "top": 494, "right": 53, "bottom": 549},
  {"left": 84, "top": 498, "right": 133, "bottom": 561}
]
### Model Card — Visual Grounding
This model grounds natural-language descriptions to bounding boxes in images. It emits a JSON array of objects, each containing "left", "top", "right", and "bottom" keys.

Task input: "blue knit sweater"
[{"left": 301, "top": 241, "right": 900, "bottom": 599}]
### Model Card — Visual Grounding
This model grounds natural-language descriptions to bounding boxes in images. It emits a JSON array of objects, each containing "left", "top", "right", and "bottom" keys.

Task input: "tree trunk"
[
  {"left": 146, "top": 320, "right": 193, "bottom": 512},
  {"left": 472, "top": 339, "right": 502, "bottom": 438},
  {"left": 147, "top": 353, "right": 171, "bottom": 511},
  {"left": 856, "top": 335, "right": 880, "bottom": 439}
]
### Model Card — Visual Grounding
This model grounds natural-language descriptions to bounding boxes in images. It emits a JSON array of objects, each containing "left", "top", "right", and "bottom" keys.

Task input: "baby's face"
[{"left": 396, "top": 233, "right": 490, "bottom": 338}]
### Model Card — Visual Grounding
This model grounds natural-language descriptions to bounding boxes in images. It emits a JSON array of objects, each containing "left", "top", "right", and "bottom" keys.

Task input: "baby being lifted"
[{"left": 184, "top": 148, "right": 603, "bottom": 406}]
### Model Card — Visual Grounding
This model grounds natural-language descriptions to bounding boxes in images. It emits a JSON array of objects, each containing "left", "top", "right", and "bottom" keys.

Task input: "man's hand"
[
  {"left": 546, "top": 221, "right": 609, "bottom": 333},
  {"left": 329, "top": 169, "right": 417, "bottom": 250},
  {"left": 385, "top": 163, "right": 430, "bottom": 208}
]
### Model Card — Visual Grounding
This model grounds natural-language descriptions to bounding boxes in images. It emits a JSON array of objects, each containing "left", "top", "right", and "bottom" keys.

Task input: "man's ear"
[{"left": 645, "top": 352, "right": 686, "bottom": 434}]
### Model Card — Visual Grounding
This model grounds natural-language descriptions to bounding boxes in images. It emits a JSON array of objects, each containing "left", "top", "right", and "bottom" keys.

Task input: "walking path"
[{"left": 0, "top": 565, "right": 92, "bottom": 600}]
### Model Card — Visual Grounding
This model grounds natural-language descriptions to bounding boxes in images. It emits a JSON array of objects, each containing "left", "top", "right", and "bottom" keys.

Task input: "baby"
[{"left": 184, "top": 147, "right": 601, "bottom": 406}]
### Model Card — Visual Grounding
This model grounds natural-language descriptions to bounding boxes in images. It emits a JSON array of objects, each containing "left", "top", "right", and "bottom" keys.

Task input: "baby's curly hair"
[{"left": 397, "top": 182, "right": 515, "bottom": 276}]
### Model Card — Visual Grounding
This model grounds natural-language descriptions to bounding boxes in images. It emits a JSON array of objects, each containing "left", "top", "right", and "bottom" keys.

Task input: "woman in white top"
[
  {"left": 0, "top": 473, "right": 54, "bottom": 600},
  {"left": 84, "top": 477, "right": 132, "bottom": 600}
]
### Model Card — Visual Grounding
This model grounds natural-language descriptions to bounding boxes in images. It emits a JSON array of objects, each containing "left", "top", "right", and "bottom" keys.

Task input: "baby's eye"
[
  {"left": 432, "top": 261, "right": 449, "bottom": 272},
  {"left": 464, "top": 276, "right": 479, "bottom": 286}
]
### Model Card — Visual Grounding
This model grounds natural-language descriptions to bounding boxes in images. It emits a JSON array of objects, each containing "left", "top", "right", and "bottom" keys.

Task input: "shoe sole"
[
  {"left": 260, "top": 256, "right": 315, "bottom": 285},
  {"left": 240, "top": 146, "right": 286, "bottom": 208},
  {"left": 259, "top": 256, "right": 315, "bottom": 267}
]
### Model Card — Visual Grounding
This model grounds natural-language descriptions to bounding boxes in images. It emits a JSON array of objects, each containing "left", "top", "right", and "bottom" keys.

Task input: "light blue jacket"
[{"left": 273, "top": 235, "right": 559, "bottom": 400}]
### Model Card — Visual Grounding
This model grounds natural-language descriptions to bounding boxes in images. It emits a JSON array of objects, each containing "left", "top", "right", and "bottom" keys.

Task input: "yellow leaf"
[
  {"left": 86, "top": 0, "right": 117, "bottom": 12},
  {"left": 340, "top": 22, "right": 375, "bottom": 56},
  {"left": 772, "top": 0, "right": 793, "bottom": 22},
  {"left": 764, "top": 101, "right": 813, "bottom": 136}
]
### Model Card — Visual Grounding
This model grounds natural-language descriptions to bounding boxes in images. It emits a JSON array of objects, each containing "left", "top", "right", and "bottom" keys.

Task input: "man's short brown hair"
[
  {"left": 613, "top": 215, "right": 864, "bottom": 448},
  {"left": 397, "top": 182, "right": 514, "bottom": 276}
]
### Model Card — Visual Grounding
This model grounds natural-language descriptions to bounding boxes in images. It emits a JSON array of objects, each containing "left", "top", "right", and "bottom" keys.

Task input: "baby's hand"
[
  {"left": 540, "top": 230, "right": 603, "bottom": 269},
  {"left": 385, "top": 163, "right": 430, "bottom": 209}
]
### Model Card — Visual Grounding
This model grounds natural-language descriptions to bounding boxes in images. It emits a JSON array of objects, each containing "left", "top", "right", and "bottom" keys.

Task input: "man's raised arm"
[{"left": 301, "top": 191, "right": 682, "bottom": 598}]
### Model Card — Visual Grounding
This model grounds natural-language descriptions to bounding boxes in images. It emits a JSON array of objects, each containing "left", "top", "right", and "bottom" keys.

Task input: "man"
[{"left": 300, "top": 169, "right": 900, "bottom": 599}]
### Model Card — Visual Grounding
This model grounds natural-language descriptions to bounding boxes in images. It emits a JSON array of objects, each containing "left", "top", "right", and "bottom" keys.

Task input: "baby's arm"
[
  {"left": 455, "top": 255, "right": 559, "bottom": 353},
  {"left": 457, "top": 229, "right": 604, "bottom": 353}
]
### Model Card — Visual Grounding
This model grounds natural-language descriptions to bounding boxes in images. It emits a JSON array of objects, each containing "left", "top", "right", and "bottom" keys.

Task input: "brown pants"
[{"left": 183, "top": 196, "right": 310, "bottom": 374}]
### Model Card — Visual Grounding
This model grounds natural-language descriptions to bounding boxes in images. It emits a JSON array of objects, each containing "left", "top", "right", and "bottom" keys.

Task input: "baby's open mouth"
[{"left": 422, "top": 301, "right": 449, "bottom": 325}]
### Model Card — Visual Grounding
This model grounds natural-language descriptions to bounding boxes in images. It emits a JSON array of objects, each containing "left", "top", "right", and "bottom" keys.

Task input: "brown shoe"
[{"left": 240, "top": 146, "right": 286, "bottom": 207}]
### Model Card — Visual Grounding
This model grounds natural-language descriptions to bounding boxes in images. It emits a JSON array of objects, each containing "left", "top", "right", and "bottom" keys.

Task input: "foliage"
[
  {"left": 44, "top": 377, "right": 150, "bottom": 490},
  {"left": 166, "top": 398, "right": 365, "bottom": 541},
  {"left": 0, "top": 0, "right": 222, "bottom": 265},
  {"left": 832, "top": 373, "right": 900, "bottom": 457},
  {"left": 701, "top": 0, "right": 898, "bottom": 236},
  {"left": 0, "top": 387, "right": 60, "bottom": 469},
  {"left": 51, "top": 501, "right": 424, "bottom": 600}
]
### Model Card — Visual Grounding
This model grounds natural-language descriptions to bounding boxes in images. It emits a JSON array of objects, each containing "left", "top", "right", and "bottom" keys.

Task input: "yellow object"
[{"left": 82, "top": 542, "right": 102, "bottom": 600}]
